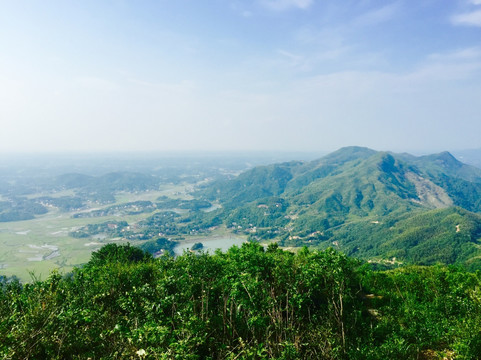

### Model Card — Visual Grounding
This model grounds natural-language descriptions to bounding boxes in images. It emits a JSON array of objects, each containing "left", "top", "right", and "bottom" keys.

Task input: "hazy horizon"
[
  {"left": 0, "top": 145, "right": 479, "bottom": 155},
  {"left": 1, "top": 1, "right": 481, "bottom": 154}
]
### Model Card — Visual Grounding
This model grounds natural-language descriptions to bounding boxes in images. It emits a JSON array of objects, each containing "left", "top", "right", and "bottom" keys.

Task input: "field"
[{"left": 0, "top": 184, "right": 200, "bottom": 281}]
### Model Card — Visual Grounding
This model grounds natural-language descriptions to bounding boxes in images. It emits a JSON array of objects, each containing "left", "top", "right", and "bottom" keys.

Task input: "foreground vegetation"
[{"left": 2, "top": 243, "right": 481, "bottom": 359}]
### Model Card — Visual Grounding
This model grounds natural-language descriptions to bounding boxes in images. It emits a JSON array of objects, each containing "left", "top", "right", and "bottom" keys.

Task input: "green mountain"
[{"left": 201, "top": 147, "right": 481, "bottom": 268}]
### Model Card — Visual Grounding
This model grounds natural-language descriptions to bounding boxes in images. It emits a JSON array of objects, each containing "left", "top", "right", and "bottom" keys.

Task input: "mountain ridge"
[{"left": 200, "top": 146, "right": 481, "bottom": 269}]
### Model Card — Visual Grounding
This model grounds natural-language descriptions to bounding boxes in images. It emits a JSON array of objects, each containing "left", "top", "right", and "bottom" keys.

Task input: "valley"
[
  {"left": 3, "top": 147, "right": 481, "bottom": 281},
  {"left": 0, "top": 186, "right": 201, "bottom": 281},
  {"left": 0, "top": 155, "right": 261, "bottom": 281}
]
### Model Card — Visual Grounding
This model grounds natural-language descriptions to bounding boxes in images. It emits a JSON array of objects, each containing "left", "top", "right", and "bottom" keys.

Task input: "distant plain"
[{"left": 0, "top": 187, "right": 179, "bottom": 281}]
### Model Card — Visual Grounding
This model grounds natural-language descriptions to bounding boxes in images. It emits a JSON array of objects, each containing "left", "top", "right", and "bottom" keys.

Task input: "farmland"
[{"left": 0, "top": 184, "right": 227, "bottom": 281}]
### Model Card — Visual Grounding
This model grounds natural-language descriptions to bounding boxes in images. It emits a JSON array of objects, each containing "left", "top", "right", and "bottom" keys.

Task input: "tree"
[{"left": 86, "top": 243, "right": 152, "bottom": 267}]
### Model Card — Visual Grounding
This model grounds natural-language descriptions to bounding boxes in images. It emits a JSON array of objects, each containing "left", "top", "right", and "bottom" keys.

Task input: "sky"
[{"left": 1, "top": 0, "right": 481, "bottom": 154}]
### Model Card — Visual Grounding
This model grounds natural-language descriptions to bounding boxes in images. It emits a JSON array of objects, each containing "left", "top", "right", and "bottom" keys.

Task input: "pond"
[{"left": 173, "top": 236, "right": 246, "bottom": 256}]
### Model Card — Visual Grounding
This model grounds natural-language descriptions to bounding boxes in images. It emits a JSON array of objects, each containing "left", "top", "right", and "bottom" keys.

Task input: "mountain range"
[{"left": 201, "top": 146, "right": 481, "bottom": 269}]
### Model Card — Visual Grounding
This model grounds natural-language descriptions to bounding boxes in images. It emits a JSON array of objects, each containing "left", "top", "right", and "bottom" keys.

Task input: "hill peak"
[
  {"left": 335, "top": 146, "right": 376, "bottom": 154},
  {"left": 436, "top": 151, "right": 458, "bottom": 161},
  {"left": 321, "top": 146, "right": 377, "bottom": 165},
  {"left": 422, "top": 151, "right": 462, "bottom": 170}
]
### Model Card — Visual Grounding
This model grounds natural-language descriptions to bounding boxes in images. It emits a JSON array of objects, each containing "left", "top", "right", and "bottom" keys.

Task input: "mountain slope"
[
  {"left": 201, "top": 147, "right": 481, "bottom": 268},
  {"left": 325, "top": 207, "right": 481, "bottom": 270},
  {"left": 202, "top": 161, "right": 303, "bottom": 209}
]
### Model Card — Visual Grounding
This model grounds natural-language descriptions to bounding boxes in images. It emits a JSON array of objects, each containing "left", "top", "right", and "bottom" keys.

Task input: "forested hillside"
[
  {"left": 2, "top": 243, "right": 480, "bottom": 359},
  {"left": 200, "top": 147, "right": 481, "bottom": 268}
]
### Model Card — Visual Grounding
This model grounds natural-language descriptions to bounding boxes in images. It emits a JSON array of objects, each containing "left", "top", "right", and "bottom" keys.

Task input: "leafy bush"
[{"left": 2, "top": 244, "right": 481, "bottom": 359}]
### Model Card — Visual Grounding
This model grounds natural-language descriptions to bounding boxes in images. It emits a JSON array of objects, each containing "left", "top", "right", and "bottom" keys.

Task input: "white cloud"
[
  {"left": 428, "top": 47, "right": 481, "bottom": 61},
  {"left": 279, "top": 62, "right": 481, "bottom": 151},
  {"left": 277, "top": 49, "right": 304, "bottom": 64},
  {"left": 470, "top": 0, "right": 481, "bottom": 5},
  {"left": 260, "top": 0, "right": 313, "bottom": 11},
  {"left": 230, "top": 1, "right": 253, "bottom": 17},
  {"left": 451, "top": 9, "right": 481, "bottom": 27},
  {"left": 353, "top": 3, "right": 400, "bottom": 27},
  {"left": 405, "top": 47, "right": 481, "bottom": 83}
]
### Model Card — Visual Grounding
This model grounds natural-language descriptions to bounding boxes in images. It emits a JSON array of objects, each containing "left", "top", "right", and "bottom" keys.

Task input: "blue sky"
[{"left": 1, "top": 0, "right": 481, "bottom": 153}]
